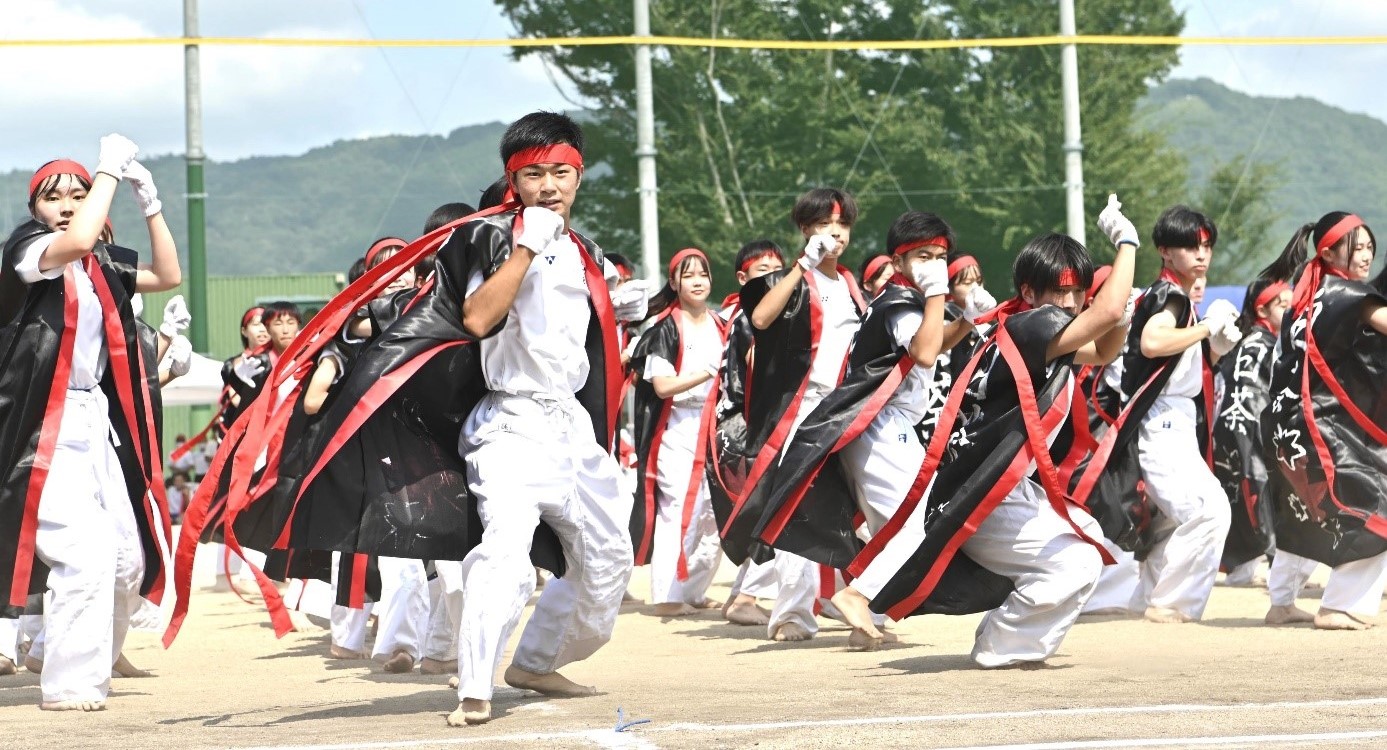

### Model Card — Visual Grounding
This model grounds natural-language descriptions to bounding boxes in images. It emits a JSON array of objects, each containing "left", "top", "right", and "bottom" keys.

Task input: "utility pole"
[
  {"left": 184, "top": 0, "right": 209, "bottom": 354},
  {"left": 1059, "top": 0, "right": 1086, "bottom": 246},
  {"left": 633, "top": 0, "right": 660, "bottom": 285}
]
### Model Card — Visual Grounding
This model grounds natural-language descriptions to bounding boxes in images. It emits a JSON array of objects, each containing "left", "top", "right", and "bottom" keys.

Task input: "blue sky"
[{"left": 1, "top": 1, "right": 1385, "bottom": 172}]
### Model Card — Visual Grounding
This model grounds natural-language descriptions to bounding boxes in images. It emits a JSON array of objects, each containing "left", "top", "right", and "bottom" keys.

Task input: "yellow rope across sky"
[{"left": 2, "top": 34, "right": 1386, "bottom": 50}]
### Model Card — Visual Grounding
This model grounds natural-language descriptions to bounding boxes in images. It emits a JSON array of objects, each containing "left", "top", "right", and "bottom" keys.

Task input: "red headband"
[
  {"left": 668, "top": 247, "right": 708, "bottom": 279},
  {"left": 830, "top": 201, "right": 842, "bottom": 217},
  {"left": 738, "top": 249, "right": 781, "bottom": 273},
  {"left": 1057, "top": 267, "right": 1081, "bottom": 288},
  {"left": 504, "top": 144, "right": 584, "bottom": 174},
  {"left": 29, "top": 159, "right": 92, "bottom": 197},
  {"left": 947, "top": 254, "right": 978, "bottom": 279},
  {"left": 1254, "top": 281, "right": 1290, "bottom": 311},
  {"left": 891, "top": 236, "right": 950, "bottom": 257},
  {"left": 863, "top": 255, "right": 892, "bottom": 284},
  {"left": 1197, "top": 227, "right": 1211, "bottom": 245},
  {"left": 1316, "top": 214, "right": 1365, "bottom": 252},
  {"left": 241, "top": 307, "right": 265, "bottom": 329},
  {"left": 365, "top": 237, "right": 406, "bottom": 268}
]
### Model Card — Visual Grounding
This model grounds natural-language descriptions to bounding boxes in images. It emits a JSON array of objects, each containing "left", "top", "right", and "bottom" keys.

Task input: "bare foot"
[
  {"left": 446, "top": 699, "right": 491, "bottom": 726},
  {"left": 987, "top": 660, "right": 1048, "bottom": 671},
  {"left": 693, "top": 598, "right": 723, "bottom": 610},
  {"left": 622, "top": 591, "right": 642, "bottom": 604},
  {"left": 288, "top": 610, "right": 321, "bottom": 632},
  {"left": 420, "top": 657, "right": 457, "bottom": 675},
  {"left": 503, "top": 665, "right": 596, "bottom": 697},
  {"left": 1265, "top": 604, "right": 1316, "bottom": 625},
  {"left": 1080, "top": 607, "right": 1133, "bottom": 618},
  {"left": 112, "top": 653, "right": 151, "bottom": 678},
  {"left": 651, "top": 602, "right": 698, "bottom": 617},
  {"left": 880, "top": 628, "right": 900, "bottom": 644},
  {"left": 448, "top": 676, "right": 460, "bottom": 690},
  {"left": 328, "top": 644, "right": 365, "bottom": 660},
  {"left": 847, "top": 627, "right": 882, "bottom": 651},
  {"left": 24, "top": 656, "right": 42, "bottom": 674},
  {"left": 829, "top": 586, "right": 883, "bottom": 639},
  {"left": 1144, "top": 606, "right": 1194, "bottom": 624},
  {"left": 40, "top": 700, "right": 106, "bottom": 711},
  {"left": 772, "top": 622, "right": 813, "bottom": 642},
  {"left": 1315, "top": 609, "right": 1373, "bottom": 631},
  {"left": 725, "top": 599, "right": 771, "bottom": 626},
  {"left": 0, "top": 657, "right": 15, "bottom": 676},
  {"left": 382, "top": 649, "right": 415, "bottom": 674}
]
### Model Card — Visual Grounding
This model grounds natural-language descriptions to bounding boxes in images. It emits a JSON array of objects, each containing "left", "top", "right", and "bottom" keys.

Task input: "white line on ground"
[
  {"left": 931, "top": 729, "right": 1387, "bottom": 750},
  {"left": 235, "top": 696, "right": 1387, "bottom": 750}
]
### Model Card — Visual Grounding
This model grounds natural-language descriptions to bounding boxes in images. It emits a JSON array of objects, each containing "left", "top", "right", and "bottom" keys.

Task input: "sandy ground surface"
[{"left": 3, "top": 559, "right": 1387, "bottom": 750}]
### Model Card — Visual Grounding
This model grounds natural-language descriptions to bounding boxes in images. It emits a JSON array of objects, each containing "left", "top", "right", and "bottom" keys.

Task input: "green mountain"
[{"left": 1138, "top": 77, "right": 1387, "bottom": 259}]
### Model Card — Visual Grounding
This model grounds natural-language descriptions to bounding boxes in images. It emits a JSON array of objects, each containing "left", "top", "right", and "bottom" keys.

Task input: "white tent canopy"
[{"left": 160, "top": 352, "right": 224, "bottom": 406}]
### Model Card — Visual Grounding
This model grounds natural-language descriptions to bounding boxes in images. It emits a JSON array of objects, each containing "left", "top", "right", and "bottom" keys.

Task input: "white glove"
[
  {"left": 911, "top": 258, "right": 949, "bottom": 298},
  {"left": 95, "top": 133, "right": 139, "bottom": 179},
  {"left": 160, "top": 294, "right": 190, "bottom": 338},
  {"left": 797, "top": 233, "right": 837, "bottom": 272},
  {"left": 167, "top": 335, "right": 193, "bottom": 378},
  {"left": 1117, "top": 289, "right": 1140, "bottom": 327},
  {"left": 1210, "top": 323, "right": 1243, "bottom": 358},
  {"left": 1096, "top": 194, "right": 1140, "bottom": 249},
  {"left": 131, "top": 293, "right": 144, "bottom": 318},
  {"left": 1203, "top": 298, "right": 1239, "bottom": 337},
  {"left": 612, "top": 279, "right": 650, "bottom": 322},
  {"left": 233, "top": 356, "right": 265, "bottom": 388},
  {"left": 124, "top": 160, "right": 162, "bottom": 217},
  {"left": 515, "top": 206, "right": 566, "bottom": 255},
  {"left": 962, "top": 285, "right": 998, "bottom": 323}
]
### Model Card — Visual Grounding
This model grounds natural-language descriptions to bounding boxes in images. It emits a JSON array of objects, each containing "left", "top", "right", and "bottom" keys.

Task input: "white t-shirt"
[
  {"left": 1161, "top": 337, "right": 1205, "bottom": 399},
  {"left": 466, "top": 235, "right": 592, "bottom": 399},
  {"left": 883, "top": 308, "right": 936, "bottom": 425},
  {"left": 15, "top": 234, "right": 108, "bottom": 390},
  {"left": 806, "top": 268, "right": 860, "bottom": 400},
  {"left": 643, "top": 314, "right": 723, "bottom": 407}
]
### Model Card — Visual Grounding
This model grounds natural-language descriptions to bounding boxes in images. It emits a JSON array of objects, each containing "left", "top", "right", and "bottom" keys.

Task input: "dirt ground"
[{"left": 3, "top": 560, "right": 1387, "bottom": 750}]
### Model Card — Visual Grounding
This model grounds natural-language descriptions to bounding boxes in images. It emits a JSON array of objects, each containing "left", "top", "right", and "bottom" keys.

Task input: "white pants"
[
  {"left": 729, "top": 558, "right": 779, "bottom": 600},
  {"left": 1321, "top": 551, "right": 1387, "bottom": 617},
  {"left": 0, "top": 617, "right": 16, "bottom": 663},
  {"left": 1224, "top": 558, "right": 1263, "bottom": 586},
  {"left": 765, "top": 392, "right": 830, "bottom": 637},
  {"left": 457, "top": 393, "right": 633, "bottom": 702},
  {"left": 1083, "top": 540, "right": 1141, "bottom": 613},
  {"left": 370, "top": 557, "right": 429, "bottom": 661},
  {"left": 651, "top": 405, "right": 722, "bottom": 605},
  {"left": 1136, "top": 398, "right": 1231, "bottom": 620},
  {"left": 330, "top": 604, "right": 372, "bottom": 653},
  {"left": 33, "top": 388, "right": 145, "bottom": 703},
  {"left": 839, "top": 405, "right": 927, "bottom": 534},
  {"left": 423, "top": 560, "right": 463, "bottom": 662},
  {"left": 962, "top": 480, "right": 1104, "bottom": 667},
  {"left": 1267, "top": 550, "right": 1321, "bottom": 608}
]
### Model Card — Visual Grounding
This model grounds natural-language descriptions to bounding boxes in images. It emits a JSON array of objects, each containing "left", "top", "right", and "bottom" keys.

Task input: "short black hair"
[
  {"left": 1152, "top": 205, "right": 1217, "bottom": 249},
  {"left": 885, "top": 211, "right": 954, "bottom": 255},
  {"left": 1012, "top": 233, "right": 1094, "bottom": 295},
  {"left": 478, "top": 177, "right": 510, "bottom": 210},
  {"left": 500, "top": 111, "right": 584, "bottom": 169},
  {"left": 734, "top": 239, "right": 784, "bottom": 272},
  {"left": 262, "top": 300, "right": 302, "bottom": 325},
  {"left": 422, "top": 202, "right": 477, "bottom": 235},
  {"left": 347, "top": 257, "right": 366, "bottom": 283},
  {"left": 605, "top": 252, "right": 636, "bottom": 277},
  {"left": 791, "top": 187, "right": 859, "bottom": 230}
]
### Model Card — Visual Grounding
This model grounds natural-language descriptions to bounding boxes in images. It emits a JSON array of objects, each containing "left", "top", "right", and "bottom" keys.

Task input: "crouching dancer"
[{"left": 832, "top": 195, "right": 1138, "bottom": 668}]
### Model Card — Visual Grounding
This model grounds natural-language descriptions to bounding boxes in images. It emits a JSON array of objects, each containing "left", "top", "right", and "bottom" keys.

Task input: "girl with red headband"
[
  {"left": 0, "top": 135, "right": 181, "bottom": 710},
  {"left": 730, "top": 187, "right": 867, "bottom": 644},
  {"left": 1261, "top": 211, "right": 1387, "bottom": 630},
  {"left": 744, "top": 211, "right": 956, "bottom": 650},
  {"left": 858, "top": 252, "right": 894, "bottom": 299},
  {"left": 916, "top": 251, "right": 999, "bottom": 448},
  {"left": 1084, "top": 204, "right": 1237, "bottom": 625},
  {"left": 830, "top": 198, "right": 1138, "bottom": 668},
  {"left": 629, "top": 249, "right": 728, "bottom": 617},
  {"left": 217, "top": 306, "right": 271, "bottom": 437},
  {"left": 1210, "top": 278, "right": 1291, "bottom": 602}
]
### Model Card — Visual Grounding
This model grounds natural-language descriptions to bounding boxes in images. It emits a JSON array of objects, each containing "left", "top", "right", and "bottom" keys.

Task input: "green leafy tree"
[{"left": 1196, "top": 155, "right": 1281, "bottom": 285}]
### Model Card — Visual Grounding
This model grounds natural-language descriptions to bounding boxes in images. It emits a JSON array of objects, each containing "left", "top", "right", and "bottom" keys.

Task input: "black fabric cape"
[
  {"left": 851, "top": 306, "right": 1086, "bottom": 619},
  {"left": 706, "top": 308, "right": 755, "bottom": 539},
  {"left": 286, "top": 211, "right": 620, "bottom": 571},
  {"left": 748, "top": 282, "right": 922, "bottom": 570},
  {"left": 1263, "top": 274, "right": 1387, "bottom": 566},
  {"left": 1078, "top": 277, "right": 1213, "bottom": 558},
  {"left": 0, "top": 222, "right": 166, "bottom": 607},
  {"left": 1212, "top": 325, "right": 1277, "bottom": 568},
  {"left": 717, "top": 266, "right": 865, "bottom": 565}
]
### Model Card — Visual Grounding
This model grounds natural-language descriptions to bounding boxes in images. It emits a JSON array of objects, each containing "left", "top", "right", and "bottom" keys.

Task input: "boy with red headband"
[
  {"left": 1261, "top": 212, "right": 1387, "bottom": 630},
  {"left": 1085, "top": 205, "right": 1238, "bottom": 624}
]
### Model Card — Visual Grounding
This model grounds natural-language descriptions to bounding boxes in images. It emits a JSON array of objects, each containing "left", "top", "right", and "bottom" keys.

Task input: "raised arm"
[
  {"left": 460, "top": 207, "right": 562, "bottom": 338},
  {"left": 1048, "top": 195, "right": 1138, "bottom": 362},
  {"left": 125, "top": 162, "right": 182, "bottom": 292}
]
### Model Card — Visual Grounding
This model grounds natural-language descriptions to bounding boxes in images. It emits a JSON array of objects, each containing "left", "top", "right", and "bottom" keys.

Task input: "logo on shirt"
[{"left": 544, "top": 255, "right": 557, "bottom": 265}]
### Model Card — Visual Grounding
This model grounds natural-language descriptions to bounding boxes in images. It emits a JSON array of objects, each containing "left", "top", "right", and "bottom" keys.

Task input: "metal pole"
[
  {"left": 633, "top": 0, "right": 661, "bottom": 286},
  {"left": 1059, "top": 0, "right": 1086, "bottom": 246},
  {"left": 184, "top": 0, "right": 209, "bottom": 354}
]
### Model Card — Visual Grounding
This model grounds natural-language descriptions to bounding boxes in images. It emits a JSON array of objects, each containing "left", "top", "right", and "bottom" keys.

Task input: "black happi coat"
[
  {"left": 1212, "top": 325, "right": 1278, "bottom": 568},
  {"left": 749, "top": 282, "right": 923, "bottom": 569},
  {"left": 707, "top": 308, "right": 756, "bottom": 537},
  {"left": 0, "top": 222, "right": 167, "bottom": 608},
  {"left": 1078, "top": 277, "right": 1213, "bottom": 557},
  {"left": 718, "top": 266, "right": 865, "bottom": 564},
  {"left": 286, "top": 211, "right": 620, "bottom": 571},
  {"left": 853, "top": 306, "right": 1084, "bottom": 619},
  {"left": 913, "top": 304, "right": 967, "bottom": 449},
  {"left": 1263, "top": 273, "right": 1387, "bottom": 566}
]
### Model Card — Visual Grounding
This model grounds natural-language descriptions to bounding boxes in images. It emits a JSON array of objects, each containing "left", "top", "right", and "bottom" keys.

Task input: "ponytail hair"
[{"left": 1256, "top": 222, "right": 1315, "bottom": 288}]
